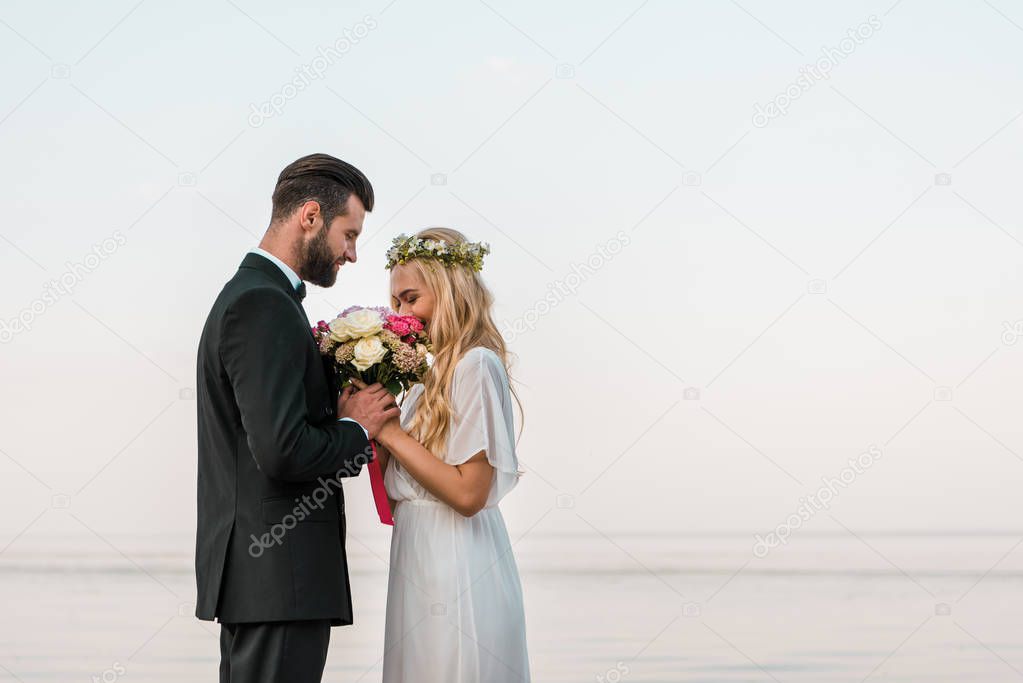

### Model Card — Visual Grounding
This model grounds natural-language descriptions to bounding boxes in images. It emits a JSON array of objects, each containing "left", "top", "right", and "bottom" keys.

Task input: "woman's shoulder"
[
  {"left": 456, "top": 346, "right": 505, "bottom": 374},
  {"left": 453, "top": 347, "right": 510, "bottom": 393}
]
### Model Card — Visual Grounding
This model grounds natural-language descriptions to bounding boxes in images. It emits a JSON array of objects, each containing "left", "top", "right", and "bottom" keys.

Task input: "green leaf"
[{"left": 385, "top": 379, "right": 402, "bottom": 396}]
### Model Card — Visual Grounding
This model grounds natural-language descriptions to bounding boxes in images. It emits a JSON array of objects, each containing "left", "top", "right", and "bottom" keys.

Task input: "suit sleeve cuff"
[{"left": 337, "top": 417, "right": 370, "bottom": 441}]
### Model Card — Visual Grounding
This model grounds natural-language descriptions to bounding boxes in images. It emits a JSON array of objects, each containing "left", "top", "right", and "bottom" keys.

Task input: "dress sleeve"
[{"left": 446, "top": 348, "right": 520, "bottom": 506}]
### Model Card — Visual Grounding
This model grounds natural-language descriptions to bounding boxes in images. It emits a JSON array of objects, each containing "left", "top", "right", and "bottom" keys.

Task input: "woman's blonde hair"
[{"left": 391, "top": 227, "right": 523, "bottom": 458}]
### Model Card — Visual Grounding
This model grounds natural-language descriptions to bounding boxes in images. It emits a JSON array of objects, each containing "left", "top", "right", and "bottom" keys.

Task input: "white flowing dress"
[{"left": 382, "top": 347, "right": 531, "bottom": 683}]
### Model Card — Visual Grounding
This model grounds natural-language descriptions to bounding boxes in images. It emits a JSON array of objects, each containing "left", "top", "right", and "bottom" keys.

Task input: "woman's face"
[{"left": 390, "top": 263, "right": 435, "bottom": 331}]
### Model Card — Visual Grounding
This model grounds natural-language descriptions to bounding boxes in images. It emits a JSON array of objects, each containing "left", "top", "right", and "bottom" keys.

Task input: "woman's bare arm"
[{"left": 376, "top": 420, "right": 492, "bottom": 517}]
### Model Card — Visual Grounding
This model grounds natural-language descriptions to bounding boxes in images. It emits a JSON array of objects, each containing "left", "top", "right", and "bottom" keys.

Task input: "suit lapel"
[{"left": 239, "top": 252, "right": 302, "bottom": 303}]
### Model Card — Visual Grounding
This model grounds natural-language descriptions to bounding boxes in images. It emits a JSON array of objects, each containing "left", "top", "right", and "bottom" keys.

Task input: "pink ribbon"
[{"left": 368, "top": 440, "right": 394, "bottom": 526}]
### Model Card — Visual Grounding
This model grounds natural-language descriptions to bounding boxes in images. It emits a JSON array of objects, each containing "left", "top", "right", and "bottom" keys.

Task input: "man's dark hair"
[{"left": 271, "top": 153, "right": 374, "bottom": 228}]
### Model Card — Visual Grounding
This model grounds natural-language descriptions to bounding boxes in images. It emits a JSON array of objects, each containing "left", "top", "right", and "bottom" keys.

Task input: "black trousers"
[{"left": 219, "top": 620, "right": 331, "bottom": 683}]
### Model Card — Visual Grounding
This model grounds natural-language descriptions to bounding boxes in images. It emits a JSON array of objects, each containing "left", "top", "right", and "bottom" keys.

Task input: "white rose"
[
  {"left": 352, "top": 335, "right": 387, "bottom": 371},
  {"left": 328, "top": 317, "right": 353, "bottom": 342},
  {"left": 344, "top": 308, "right": 384, "bottom": 338}
]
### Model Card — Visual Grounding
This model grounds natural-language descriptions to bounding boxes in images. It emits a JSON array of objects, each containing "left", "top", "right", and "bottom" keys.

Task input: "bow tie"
[{"left": 295, "top": 282, "right": 307, "bottom": 301}]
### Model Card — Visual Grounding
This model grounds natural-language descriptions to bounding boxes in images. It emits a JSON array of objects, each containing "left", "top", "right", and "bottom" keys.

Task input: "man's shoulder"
[
  {"left": 218, "top": 268, "right": 294, "bottom": 309},
  {"left": 200, "top": 268, "right": 297, "bottom": 344}
]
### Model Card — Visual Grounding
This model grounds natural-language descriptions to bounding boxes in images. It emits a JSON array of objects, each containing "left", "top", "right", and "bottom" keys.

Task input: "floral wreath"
[{"left": 384, "top": 233, "right": 490, "bottom": 272}]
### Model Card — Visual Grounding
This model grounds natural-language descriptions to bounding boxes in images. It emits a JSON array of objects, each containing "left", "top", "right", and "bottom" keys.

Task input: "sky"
[{"left": 1, "top": 0, "right": 1022, "bottom": 555}]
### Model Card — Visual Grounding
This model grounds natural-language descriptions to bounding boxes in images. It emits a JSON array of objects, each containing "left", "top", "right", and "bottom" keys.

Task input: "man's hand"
[{"left": 337, "top": 382, "right": 401, "bottom": 440}]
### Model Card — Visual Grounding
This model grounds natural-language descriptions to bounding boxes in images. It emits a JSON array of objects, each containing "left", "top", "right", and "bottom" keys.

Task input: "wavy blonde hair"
[{"left": 391, "top": 227, "right": 523, "bottom": 459}]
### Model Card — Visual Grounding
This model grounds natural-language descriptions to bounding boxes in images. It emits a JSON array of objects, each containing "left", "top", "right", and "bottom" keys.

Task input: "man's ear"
[{"left": 298, "top": 200, "right": 322, "bottom": 234}]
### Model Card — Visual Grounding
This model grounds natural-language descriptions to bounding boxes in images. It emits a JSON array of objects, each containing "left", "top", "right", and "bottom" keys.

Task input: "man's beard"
[{"left": 298, "top": 226, "right": 340, "bottom": 288}]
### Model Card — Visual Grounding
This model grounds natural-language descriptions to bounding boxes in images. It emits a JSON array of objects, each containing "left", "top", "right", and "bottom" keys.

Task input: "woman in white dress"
[{"left": 373, "top": 227, "right": 531, "bottom": 683}]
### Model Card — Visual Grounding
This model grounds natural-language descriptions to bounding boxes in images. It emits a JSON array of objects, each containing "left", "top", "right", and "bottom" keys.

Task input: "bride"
[{"left": 371, "top": 227, "right": 531, "bottom": 682}]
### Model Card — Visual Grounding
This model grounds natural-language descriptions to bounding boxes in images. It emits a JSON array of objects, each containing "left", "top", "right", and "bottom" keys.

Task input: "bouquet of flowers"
[
  {"left": 312, "top": 306, "right": 431, "bottom": 397},
  {"left": 312, "top": 306, "right": 430, "bottom": 527}
]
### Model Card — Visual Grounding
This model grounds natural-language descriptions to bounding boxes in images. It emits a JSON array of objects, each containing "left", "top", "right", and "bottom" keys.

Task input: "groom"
[{"left": 195, "top": 153, "right": 400, "bottom": 683}]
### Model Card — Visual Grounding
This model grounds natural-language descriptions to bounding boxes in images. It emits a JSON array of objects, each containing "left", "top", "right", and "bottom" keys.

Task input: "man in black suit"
[{"left": 195, "top": 154, "right": 400, "bottom": 683}]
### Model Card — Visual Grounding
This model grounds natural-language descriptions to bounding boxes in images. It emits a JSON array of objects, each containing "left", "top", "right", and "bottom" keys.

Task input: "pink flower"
[
  {"left": 384, "top": 314, "right": 426, "bottom": 339},
  {"left": 385, "top": 315, "right": 411, "bottom": 337}
]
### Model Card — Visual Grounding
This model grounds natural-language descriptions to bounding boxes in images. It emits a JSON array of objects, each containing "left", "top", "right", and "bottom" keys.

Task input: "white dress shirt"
[{"left": 248, "top": 248, "right": 369, "bottom": 440}]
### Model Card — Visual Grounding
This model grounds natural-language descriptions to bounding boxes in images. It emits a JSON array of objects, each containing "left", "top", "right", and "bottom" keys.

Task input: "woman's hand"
[
  {"left": 347, "top": 378, "right": 406, "bottom": 446},
  {"left": 377, "top": 416, "right": 405, "bottom": 451}
]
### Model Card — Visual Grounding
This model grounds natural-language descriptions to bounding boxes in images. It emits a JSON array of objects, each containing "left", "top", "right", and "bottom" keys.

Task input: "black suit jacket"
[{"left": 195, "top": 252, "right": 370, "bottom": 625}]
